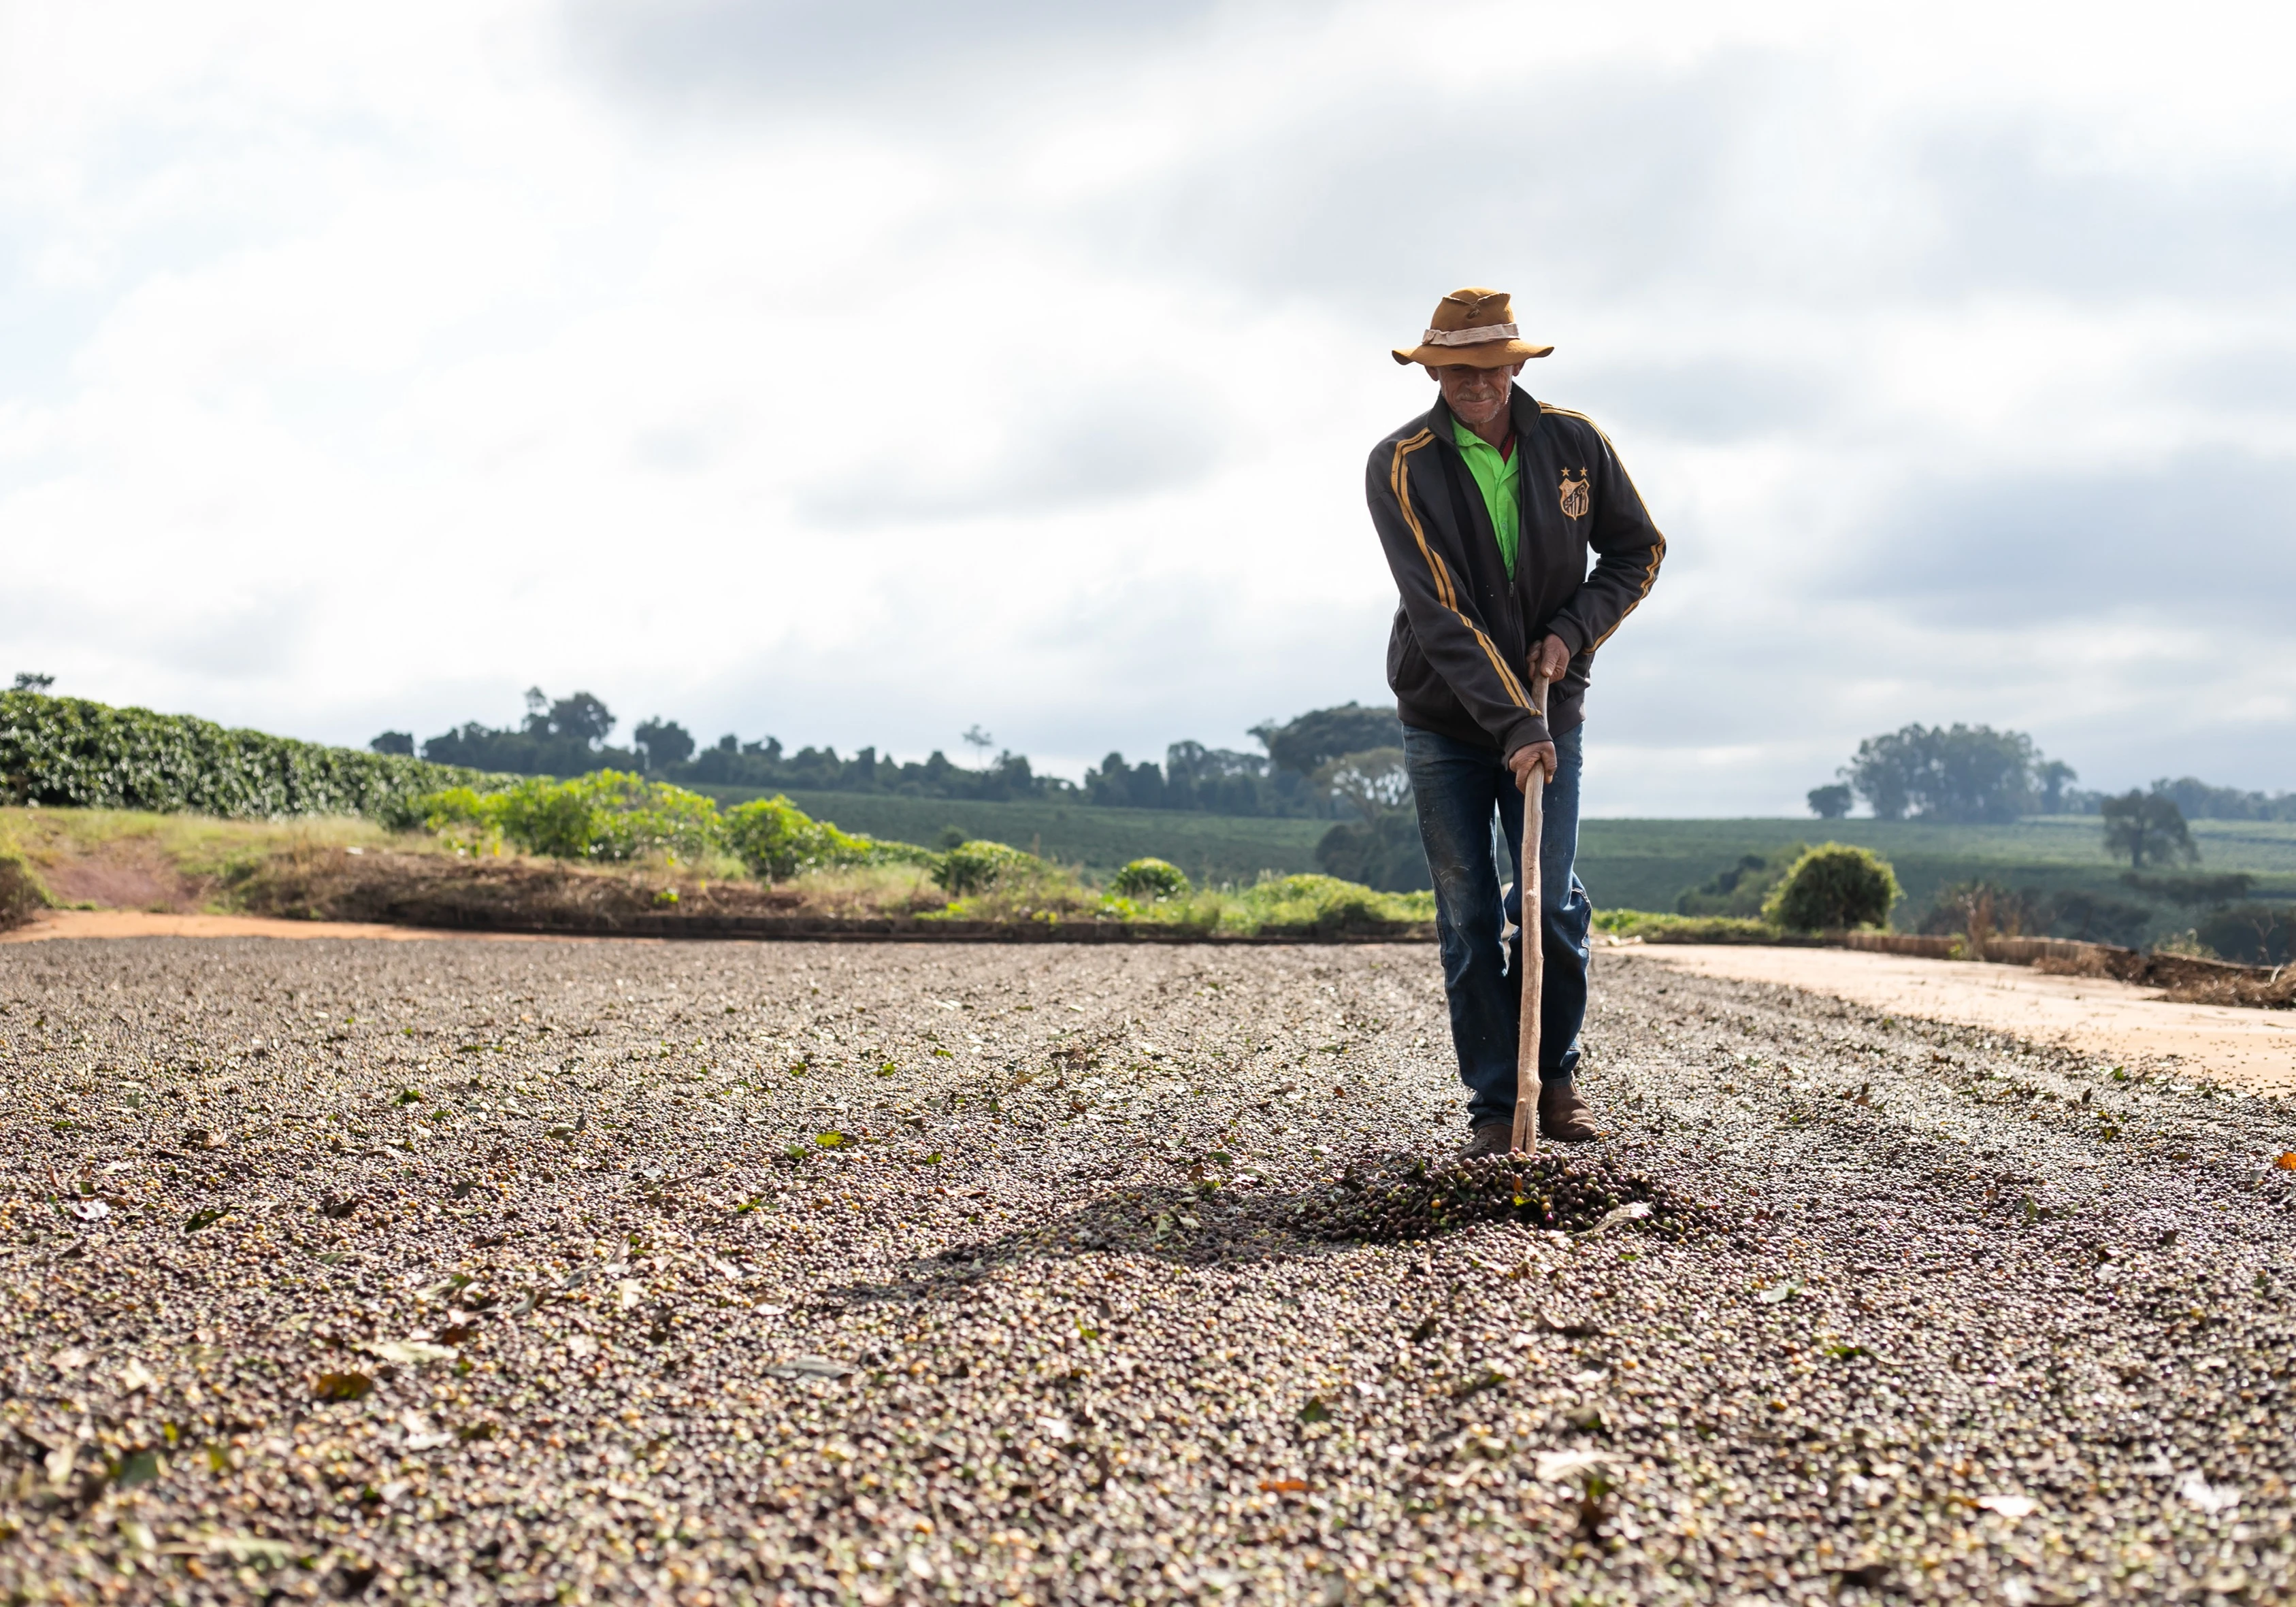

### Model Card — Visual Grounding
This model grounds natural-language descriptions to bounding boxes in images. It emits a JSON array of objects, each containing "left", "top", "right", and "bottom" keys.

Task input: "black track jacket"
[{"left": 1365, "top": 386, "right": 1664, "bottom": 758}]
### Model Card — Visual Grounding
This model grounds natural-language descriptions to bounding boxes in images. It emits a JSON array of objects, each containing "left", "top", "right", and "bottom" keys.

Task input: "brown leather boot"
[
  {"left": 1458, "top": 1120, "right": 1518, "bottom": 1159},
  {"left": 1539, "top": 1080, "right": 1601, "bottom": 1143}
]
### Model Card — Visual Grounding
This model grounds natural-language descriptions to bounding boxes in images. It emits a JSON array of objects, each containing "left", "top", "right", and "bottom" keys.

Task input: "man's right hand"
[{"left": 1507, "top": 742, "right": 1556, "bottom": 794}]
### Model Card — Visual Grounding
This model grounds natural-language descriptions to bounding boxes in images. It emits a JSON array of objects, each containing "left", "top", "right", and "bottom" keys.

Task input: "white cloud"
[{"left": 1, "top": 0, "right": 2292, "bottom": 812}]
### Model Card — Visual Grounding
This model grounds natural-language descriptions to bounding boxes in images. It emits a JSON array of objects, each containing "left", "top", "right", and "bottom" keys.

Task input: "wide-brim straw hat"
[{"left": 1392, "top": 286, "right": 1554, "bottom": 367}]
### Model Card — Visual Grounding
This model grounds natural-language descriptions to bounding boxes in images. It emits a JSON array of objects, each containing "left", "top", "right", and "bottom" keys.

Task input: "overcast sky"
[{"left": 3, "top": 1, "right": 2292, "bottom": 814}]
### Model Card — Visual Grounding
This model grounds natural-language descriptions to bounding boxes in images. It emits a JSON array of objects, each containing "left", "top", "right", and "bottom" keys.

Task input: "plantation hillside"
[{"left": 700, "top": 789, "right": 2296, "bottom": 940}]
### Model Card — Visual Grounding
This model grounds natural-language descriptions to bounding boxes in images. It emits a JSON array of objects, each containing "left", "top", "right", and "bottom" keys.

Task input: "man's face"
[{"left": 1430, "top": 359, "right": 1526, "bottom": 429}]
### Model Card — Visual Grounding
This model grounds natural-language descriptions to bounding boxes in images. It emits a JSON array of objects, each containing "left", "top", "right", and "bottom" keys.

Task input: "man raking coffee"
[{"left": 1366, "top": 287, "right": 1666, "bottom": 1156}]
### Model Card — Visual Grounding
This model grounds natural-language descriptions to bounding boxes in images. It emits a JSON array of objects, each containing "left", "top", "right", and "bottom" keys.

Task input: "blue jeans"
[{"left": 1402, "top": 723, "right": 1592, "bottom": 1130}]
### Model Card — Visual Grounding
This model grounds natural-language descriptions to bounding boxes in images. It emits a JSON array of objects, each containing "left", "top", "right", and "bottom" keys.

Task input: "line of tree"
[
  {"left": 2101, "top": 776, "right": 2296, "bottom": 823},
  {"left": 1808, "top": 723, "right": 2071, "bottom": 823},
  {"left": 1083, "top": 704, "right": 1403, "bottom": 819},
  {"left": 375, "top": 693, "right": 1405, "bottom": 820},
  {"left": 1807, "top": 723, "right": 2294, "bottom": 825}
]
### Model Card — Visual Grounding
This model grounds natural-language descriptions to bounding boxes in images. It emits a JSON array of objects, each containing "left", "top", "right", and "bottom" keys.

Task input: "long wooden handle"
[{"left": 1509, "top": 675, "right": 1551, "bottom": 1155}]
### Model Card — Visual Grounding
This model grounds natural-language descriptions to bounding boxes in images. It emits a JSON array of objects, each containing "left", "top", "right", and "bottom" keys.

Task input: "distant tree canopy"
[
  {"left": 1083, "top": 743, "right": 1304, "bottom": 813},
  {"left": 685, "top": 740, "right": 1062, "bottom": 803},
  {"left": 2035, "top": 759, "right": 2078, "bottom": 814},
  {"left": 537, "top": 688, "right": 614, "bottom": 746},
  {"left": 632, "top": 718, "right": 696, "bottom": 769},
  {"left": 1251, "top": 703, "right": 1403, "bottom": 778},
  {"left": 419, "top": 687, "right": 635, "bottom": 777},
  {"left": 1838, "top": 723, "right": 2056, "bottom": 823},
  {"left": 368, "top": 731, "right": 414, "bottom": 757},
  {"left": 1085, "top": 704, "right": 1408, "bottom": 818},
  {"left": 1314, "top": 748, "right": 1410, "bottom": 825},
  {"left": 2139, "top": 776, "right": 2296, "bottom": 823},
  {"left": 1805, "top": 784, "right": 1851, "bottom": 820},
  {"left": 2101, "top": 790, "right": 2199, "bottom": 869},
  {"left": 1165, "top": 741, "right": 1284, "bottom": 812}
]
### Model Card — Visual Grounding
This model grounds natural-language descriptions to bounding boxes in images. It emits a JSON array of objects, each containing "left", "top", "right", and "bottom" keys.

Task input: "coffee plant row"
[{"left": 0, "top": 691, "right": 508, "bottom": 821}]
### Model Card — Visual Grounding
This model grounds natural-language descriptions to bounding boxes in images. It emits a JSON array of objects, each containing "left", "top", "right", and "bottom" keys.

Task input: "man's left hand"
[{"left": 1529, "top": 634, "right": 1571, "bottom": 685}]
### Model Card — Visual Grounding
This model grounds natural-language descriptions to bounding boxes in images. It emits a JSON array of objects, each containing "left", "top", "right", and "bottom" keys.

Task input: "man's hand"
[
  {"left": 1507, "top": 742, "right": 1556, "bottom": 794},
  {"left": 1528, "top": 633, "right": 1571, "bottom": 685}
]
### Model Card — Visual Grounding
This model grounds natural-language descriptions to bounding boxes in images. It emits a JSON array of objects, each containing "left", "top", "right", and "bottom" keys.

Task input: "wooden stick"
[{"left": 1509, "top": 674, "right": 1551, "bottom": 1155}]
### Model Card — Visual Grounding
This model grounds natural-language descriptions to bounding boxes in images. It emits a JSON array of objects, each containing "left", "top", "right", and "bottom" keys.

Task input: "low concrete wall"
[
  {"left": 1833, "top": 931, "right": 2122, "bottom": 965},
  {"left": 1826, "top": 928, "right": 2277, "bottom": 990},
  {"left": 1833, "top": 931, "right": 1961, "bottom": 959}
]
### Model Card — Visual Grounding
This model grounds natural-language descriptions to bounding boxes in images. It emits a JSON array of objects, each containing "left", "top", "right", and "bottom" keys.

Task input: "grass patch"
[
  {"left": 1086, "top": 874, "right": 1434, "bottom": 938},
  {"left": 1594, "top": 909, "right": 1784, "bottom": 944},
  {"left": 2, "top": 806, "right": 401, "bottom": 912},
  {"left": 793, "top": 863, "right": 951, "bottom": 920}
]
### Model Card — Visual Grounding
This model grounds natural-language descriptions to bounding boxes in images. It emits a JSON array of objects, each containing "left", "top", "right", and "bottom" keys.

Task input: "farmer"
[{"left": 1366, "top": 288, "right": 1665, "bottom": 1155}]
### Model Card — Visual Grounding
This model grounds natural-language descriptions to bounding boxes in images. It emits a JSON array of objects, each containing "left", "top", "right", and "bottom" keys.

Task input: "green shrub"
[
  {"left": 419, "top": 772, "right": 721, "bottom": 862},
  {"left": 723, "top": 795, "right": 856, "bottom": 880},
  {"left": 938, "top": 856, "right": 1102, "bottom": 923},
  {"left": 1234, "top": 874, "right": 1433, "bottom": 932},
  {"left": 1762, "top": 843, "right": 1901, "bottom": 931},
  {"left": 934, "top": 840, "right": 1040, "bottom": 896},
  {"left": 0, "top": 691, "right": 505, "bottom": 821},
  {"left": 721, "top": 795, "right": 933, "bottom": 880},
  {"left": 1110, "top": 857, "right": 1191, "bottom": 900}
]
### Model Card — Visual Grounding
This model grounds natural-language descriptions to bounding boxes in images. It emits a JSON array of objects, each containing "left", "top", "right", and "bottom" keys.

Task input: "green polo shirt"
[{"left": 1450, "top": 415, "right": 1521, "bottom": 579}]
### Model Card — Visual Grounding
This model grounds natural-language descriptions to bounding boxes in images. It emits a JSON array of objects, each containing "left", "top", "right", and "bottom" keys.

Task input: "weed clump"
[
  {"left": 934, "top": 840, "right": 1044, "bottom": 897},
  {"left": 1110, "top": 858, "right": 1190, "bottom": 900},
  {"left": 722, "top": 795, "right": 932, "bottom": 881}
]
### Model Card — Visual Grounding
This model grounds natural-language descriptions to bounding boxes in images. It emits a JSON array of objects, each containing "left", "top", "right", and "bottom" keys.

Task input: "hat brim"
[{"left": 1392, "top": 338, "right": 1553, "bottom": 367}]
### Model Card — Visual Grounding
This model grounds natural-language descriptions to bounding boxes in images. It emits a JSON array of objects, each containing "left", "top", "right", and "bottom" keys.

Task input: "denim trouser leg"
[{"left": 1403, "top": 724, "right": 1592, "bottom": 1129}]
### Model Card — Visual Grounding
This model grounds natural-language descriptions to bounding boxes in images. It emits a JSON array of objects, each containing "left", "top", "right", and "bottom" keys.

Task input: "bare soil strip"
[
  {"left": 0, "top": 910, "right": 576, "bottom": 944},
  {"left": 1633, "top": 942, "right": 2296, "bottom": 1093},
  {"left": 7, "top": 940, "right": 2296, "bottom": 1604}
]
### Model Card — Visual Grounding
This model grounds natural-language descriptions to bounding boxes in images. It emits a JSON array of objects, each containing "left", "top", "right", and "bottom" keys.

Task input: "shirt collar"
[{"left": 1450, "top": 412, "right": 1515, "bottom": 460}]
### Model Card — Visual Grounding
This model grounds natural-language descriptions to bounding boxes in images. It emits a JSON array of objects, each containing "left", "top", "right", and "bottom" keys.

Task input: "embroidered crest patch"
[{"left": 1558, "top": 469, "right": 1590, "bottom": 520}]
